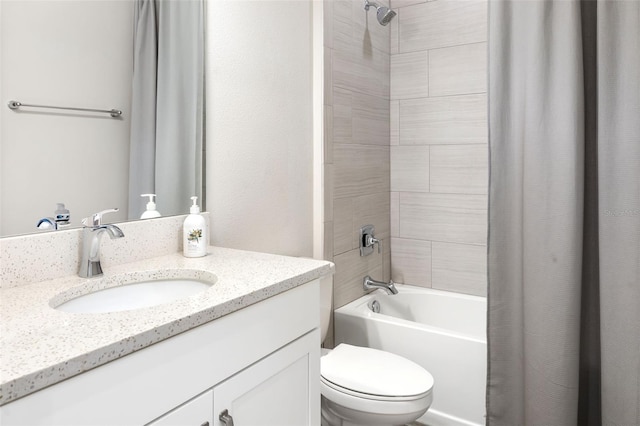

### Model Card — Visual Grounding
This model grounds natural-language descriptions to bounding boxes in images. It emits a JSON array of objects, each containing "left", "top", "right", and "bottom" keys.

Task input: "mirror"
[{"left": 0, "top": 0, "right": 204, "bottom": 237}]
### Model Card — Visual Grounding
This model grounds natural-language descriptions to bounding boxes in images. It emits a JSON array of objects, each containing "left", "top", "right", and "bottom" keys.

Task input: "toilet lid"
[{"left": 321, "top": 344, "right": 434, "bottom": 398}]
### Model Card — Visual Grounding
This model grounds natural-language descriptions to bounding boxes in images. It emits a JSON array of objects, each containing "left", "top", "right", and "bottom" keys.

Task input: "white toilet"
[{"left": 319, "top": 276, "right": 434, "bottom": 426}]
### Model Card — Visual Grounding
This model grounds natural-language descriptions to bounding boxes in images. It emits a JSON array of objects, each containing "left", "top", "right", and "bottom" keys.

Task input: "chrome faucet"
[
  {"left": 79, "top": 209, "right": 124, "bottom": 278},
  {"left": 363, "top": 275, "right": 398, "bottom": 295}
]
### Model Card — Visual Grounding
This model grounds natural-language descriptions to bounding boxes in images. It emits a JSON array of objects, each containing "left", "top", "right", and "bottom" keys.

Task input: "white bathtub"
[{"left": 334, "top": 285, "right": 486, "bottom": 426}]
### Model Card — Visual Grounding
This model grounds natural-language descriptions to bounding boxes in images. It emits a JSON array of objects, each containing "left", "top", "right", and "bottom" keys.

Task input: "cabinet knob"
[{"left": 219, "top": 409, "right": 235, "bottom": 426}]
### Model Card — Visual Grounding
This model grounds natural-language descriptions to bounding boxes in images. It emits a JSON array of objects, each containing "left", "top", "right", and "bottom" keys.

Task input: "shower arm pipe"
[
  {"left": 364, "top": 0, "right": 380, "bottom": 11},
  {"left": 7, "top": 100, "right": 122, "bottom": 118},
  {"left": 363, "top": 0, "right": 396, "bottom": 25}
]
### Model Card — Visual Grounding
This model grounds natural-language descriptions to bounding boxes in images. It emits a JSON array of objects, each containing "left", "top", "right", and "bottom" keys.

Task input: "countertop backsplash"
[{"left": 0, "top": 214, "right": 208, "bottom": 289}]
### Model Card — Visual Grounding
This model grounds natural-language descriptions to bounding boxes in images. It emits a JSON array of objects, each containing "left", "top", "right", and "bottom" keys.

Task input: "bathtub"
[{"left": 333, "top": 285, "right": 486, "bottom": 426}]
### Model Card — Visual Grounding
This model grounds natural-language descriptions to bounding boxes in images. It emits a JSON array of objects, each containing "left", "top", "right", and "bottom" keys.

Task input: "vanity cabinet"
[
  {"left": 212, "top": 332, "right": 314, "bottom": 426},
  {"left": 0, "top": 280, "right": 321, "bottom": 426},
  {"left": 150, "top": 332, "right": 316, "bottom": 426}
]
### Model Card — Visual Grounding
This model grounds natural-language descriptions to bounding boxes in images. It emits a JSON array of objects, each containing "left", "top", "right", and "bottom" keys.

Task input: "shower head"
[
  {"left": 376, "top": 6, "right": 396, "bottom": 25},
  {"left": 364, "top": 0, "right": 397, "bottom": 26}
]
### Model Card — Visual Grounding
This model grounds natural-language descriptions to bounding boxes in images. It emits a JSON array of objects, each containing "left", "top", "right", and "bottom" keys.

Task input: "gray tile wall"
[
  {"left": 389, "top": 0, "right": 488, "bottom": 296},
  {"left": 324, "top": 0, "right": 392, "bottom": 317},
  {"left": 324, "top": 0, "right": 488, "bottom": 326}
]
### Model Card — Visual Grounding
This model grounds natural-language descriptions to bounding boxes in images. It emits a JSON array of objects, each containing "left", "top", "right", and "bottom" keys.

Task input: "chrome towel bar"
[{"left": 7, "top": 100, "right": 122, "bottom": 118}]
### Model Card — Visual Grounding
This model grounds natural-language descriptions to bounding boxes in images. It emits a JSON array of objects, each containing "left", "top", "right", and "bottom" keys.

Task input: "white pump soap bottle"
[
  {"left": 140, "top": 194, "right": 161, "bottom": 219},
  {"left": 183, "top": 196, "right": 207, "bottom": 257}
]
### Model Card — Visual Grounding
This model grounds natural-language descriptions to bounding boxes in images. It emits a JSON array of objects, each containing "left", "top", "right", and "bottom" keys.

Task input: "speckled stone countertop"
[{"left": 0, "top": 246, "right": 333, "bottom": 406}]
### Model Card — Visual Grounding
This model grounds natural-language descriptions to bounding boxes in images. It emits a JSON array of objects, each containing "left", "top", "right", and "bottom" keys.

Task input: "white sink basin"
[{"left": 53, "top": 270, "right": 216, "bottom": 314}]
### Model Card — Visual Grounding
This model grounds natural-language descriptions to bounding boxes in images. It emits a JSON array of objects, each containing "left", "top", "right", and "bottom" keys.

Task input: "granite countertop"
[{"left": 0, "top": 246, "right": 333, "bottom": 406}]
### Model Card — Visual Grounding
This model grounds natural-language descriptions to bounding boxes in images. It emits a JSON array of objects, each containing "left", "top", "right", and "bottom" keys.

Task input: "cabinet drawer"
[{"left": 148, "top": 390, "right": 213, "bottom": 426}]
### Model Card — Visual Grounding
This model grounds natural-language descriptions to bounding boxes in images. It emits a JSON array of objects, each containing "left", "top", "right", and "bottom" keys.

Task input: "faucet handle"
[
  {"left": 82, "top": 208, "right": 119, "bottom": 226},
  {"left": 365, "top": 234, "right": 381, "bottom": 253}
]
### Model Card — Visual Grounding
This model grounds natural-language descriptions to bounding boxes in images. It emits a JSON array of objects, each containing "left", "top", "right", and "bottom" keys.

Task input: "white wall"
[
  {"left": 0, "top": 1, "right": 133, "bottom": 236},
  {"left": 206, "top": 0, "right": 315, "bottom": 257}
]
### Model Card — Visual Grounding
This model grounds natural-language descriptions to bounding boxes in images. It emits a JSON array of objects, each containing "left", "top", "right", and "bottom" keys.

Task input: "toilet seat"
[
  {"left": 321, "top": 344, "right": 434, "bottom": 398},
  {"left": 321, "top": 377, "right": 432, "bottom": 417},
  {"left": 321, "top": 376, "right": 430, "bottom": 402},
  {"left": 320, "top": 344, "right": 434, "bottom": 416}
]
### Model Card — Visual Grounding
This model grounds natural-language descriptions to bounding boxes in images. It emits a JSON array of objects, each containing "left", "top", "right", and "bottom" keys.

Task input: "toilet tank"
[{"left": 320, "top": 274, "right": 333, "bottom": 343}]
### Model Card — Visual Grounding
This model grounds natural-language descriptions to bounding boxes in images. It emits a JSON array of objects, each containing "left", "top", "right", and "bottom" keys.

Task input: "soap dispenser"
[
  {"left": 54, "top": 203, "right": 71, "bottom": 227},
  {"left": 140, "top": 194, "right": 161, "bottom": 219},
  {"left": 183, "top": 196, "right": 207, "bottom": 257},
  {"left": 37, "top": 203, "right": 71, "bottom": 230}
]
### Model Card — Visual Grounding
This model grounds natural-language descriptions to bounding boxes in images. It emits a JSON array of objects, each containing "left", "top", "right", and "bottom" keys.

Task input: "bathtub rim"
[{"left": 334, "top": 284, "right": 487, "bottom": 344}]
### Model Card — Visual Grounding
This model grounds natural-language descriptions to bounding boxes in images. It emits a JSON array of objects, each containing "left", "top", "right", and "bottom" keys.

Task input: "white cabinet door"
[
  {"left": 148, "top": 390, "right": 213, "bottom": 426},
  {"left": 213, "top": 331, "right": 319, "bottom": 426}
]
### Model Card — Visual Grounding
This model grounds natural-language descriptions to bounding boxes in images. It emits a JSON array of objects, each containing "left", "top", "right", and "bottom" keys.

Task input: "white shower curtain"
[
  {"left": 128, "top": 0, "right": 204, "bottom": 219},
  {"left": 487, "top": 1, "right": 640, "bottom": 425}
]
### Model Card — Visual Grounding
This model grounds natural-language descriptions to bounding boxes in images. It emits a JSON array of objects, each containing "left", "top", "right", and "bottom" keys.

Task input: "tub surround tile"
[
  {"left": 399, "top": 0, "right": 487, "bottom": 53},
  {"left": 333, "top": 0, "right": 392, "bottom": 55},
  {"left": 326, "top": 0, "right": 391, "bottom": 309},
  {"left": 333, "top": 46, "right": 390, "bottom": 100},
  {"left": 334, "top": 89, "right": 390, "bottom": 146},
  {"left": 399, "top": 193, "right": 487, "bottom": 245},
  {"left": 391, "top": 237, "right": 432, "bottom": 286},
  {"left": 333, "top": 144, "right": 390, "bottom": 199},
  {"left": 333, "top": 87, "right": 353, "bottom": 144},
  {"left": 352, "top": 192, "right": 391, "bottom": 248},
  {"left": 383, "top": 243, "right": 392, "bottom": 283},
  {"left": 336, "top": 263, "right": 384, "bottom": 310},
  {"left": 332, "top": 0, "right": 354, "bottom": 54},
  {"left": 324, "top": 221, "right": 335, "bottom": 262},
  {"left": 324, "top": 47, "right": 334, "bottom": 105},
  {"left": 391, "top": 51, "right": 429, "bottom": 100},
  {"left": 351, "top": 0, "right": 391, "bottom": 54},
  {"left": 334, "top": 197, "right": 354, "bottom": 255},
  {"left": 333, "top": 247, "right": 384, "bottom": 308},
  {"left": 324, "top": 104, "right": 335, "bottom": 163},
  {"left": 400, "top": 94, "right": 488, "bottom": 145},
  {"left": 352, "top": 92, "right": 390, "bottom": 146},
  {"left": 430, "top": 144, "right": 489, "bottom": 194},
  {"left": 325, "top": 164, "right": 335, "bottom": 221},
  {"left": 334, "top": 193, "right": 390, "bottom": 254},
  {"left": 391, "top": 100, "right": 400, "bottom": 145},
  {"left": 391, "top": 145, "right": 430, "bottom": 192},
  {"left": 0, "top": 247, "right": 333, "bottom": 405},
  {"left": 428, "top": 42, "right": 487, "bottom": 97},
  {"left": 432, "top": 241, "right": 487, "bottom": 295},
  {"left": 388, "top": 0, "right": 488, "bottom": 300},
  {"left": 390, "top": 10, "right": 399, "bottom": 54},
  {"left": 391, "top": 192, "right": 400, "bottom": 237},
  {"left": 325, "top": 310, "right": 336, "bottom": 349},
  {"left": 391, "top": 0, "right": 428, "bottom": 10}
]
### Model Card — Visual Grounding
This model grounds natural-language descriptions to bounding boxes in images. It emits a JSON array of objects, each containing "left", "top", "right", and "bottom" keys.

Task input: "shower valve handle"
[
  {"left": 360, "top": 224, "right": 381, "bottom": 256},
  {"left": 365, "top": 234, "right": 381, "bottom": 254}
]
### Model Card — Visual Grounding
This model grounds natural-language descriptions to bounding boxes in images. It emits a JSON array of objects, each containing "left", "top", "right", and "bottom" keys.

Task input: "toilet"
[{"left": 319, "top": 275, "right": 434, "bottom": 426}]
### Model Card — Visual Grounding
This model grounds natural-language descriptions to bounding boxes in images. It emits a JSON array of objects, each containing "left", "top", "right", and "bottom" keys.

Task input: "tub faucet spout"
[{"left": 363, "top": 275, "right": 398, "bottom": 295}]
